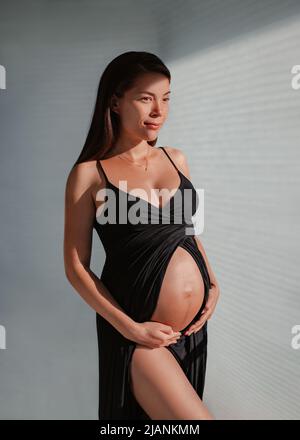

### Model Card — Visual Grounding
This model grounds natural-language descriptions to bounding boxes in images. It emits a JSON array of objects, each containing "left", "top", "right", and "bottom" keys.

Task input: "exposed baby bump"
[{"left": 150, "top": 246, "right": 205, "bottom": 332}]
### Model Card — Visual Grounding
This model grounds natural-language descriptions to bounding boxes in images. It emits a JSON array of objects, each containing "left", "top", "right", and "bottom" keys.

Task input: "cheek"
[
  {"left": 128, "top": 106, "right": 146, "bottom": 123},
  {"left": 121, "top": 110, "right": 141, "bottom": 127},
  {"left": 133, "top": 102, "right": 148, "bottom": 117},
  {"left": 125, "top": 114, "right": 145, "bottom": 130}
]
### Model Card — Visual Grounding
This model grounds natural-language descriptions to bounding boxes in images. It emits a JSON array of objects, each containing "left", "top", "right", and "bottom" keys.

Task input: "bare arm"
[
  {"left": 63, "top": 161, "right": 138, "bottom": 339},
  {"left": 166, "top": 146, "right": 220, "bottom": 293}
]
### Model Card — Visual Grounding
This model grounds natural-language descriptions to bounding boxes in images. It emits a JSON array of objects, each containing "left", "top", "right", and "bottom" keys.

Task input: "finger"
[
  {"left": 186, "top": 319, "right": 208, "bottom": 335},
  {"left": 169, "top": 337, "right": 180, "bottom": 345},
  {"left": 161, "top": 332, "right": 181, "bottom": 343},
  {"left": 198, "top": 311, "right": 210, "bottom": 323},
  {"left": 184, "top": 309, "right": 211, "bottom": 334},
  {"left": 166, "top": 332, "right": 181, "bottom": 340},
  {"left": 169, "top": 331, "right": 182, "bottom": 338},
  {"left": 167, "top": 334, "right": 181, "bottom": 342},
  {"left": 160, "top": 327, "right": 175, "bottom": 336},
  {"left": 152, "top": 335, "right": 168, "bottom": 345},
  {"left": 153, "top": 330, "right": 175, "bottom": 344},
  {"left": 160, "top": 328, "right": 181, "bottom": 338},
  {"left": 184, "top": 317, "right": 205, "bottom": 334},
  {"left": 159, "top": 324, "right": 181, "bottom": 336},
  {"left": 200, "top": 311, "right": 212, "bottom": 320},
  {"left": 187, "top": 324, "right": 204, "bottom": 336},
  {"left": 162, "top": 336, "right": 180, "bottom": 347}
]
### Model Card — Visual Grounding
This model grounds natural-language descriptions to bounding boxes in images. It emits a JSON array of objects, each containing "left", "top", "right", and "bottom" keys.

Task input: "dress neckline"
[
  {"left": 98, "top": 147, "right": 195, "bottom": 211},
  {"left": 107, "top": 170, "right": 187, "bottom": 211}
]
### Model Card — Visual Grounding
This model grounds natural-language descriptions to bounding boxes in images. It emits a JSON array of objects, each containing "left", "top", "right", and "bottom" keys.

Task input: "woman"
[{"left": 64, "top": 51, "right": 220, "bottom": 420}]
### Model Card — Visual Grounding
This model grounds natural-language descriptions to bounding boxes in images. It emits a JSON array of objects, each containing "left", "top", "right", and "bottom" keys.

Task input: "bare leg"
[{"left": 130, "top": 344, "right": 214, "bottom": 420}]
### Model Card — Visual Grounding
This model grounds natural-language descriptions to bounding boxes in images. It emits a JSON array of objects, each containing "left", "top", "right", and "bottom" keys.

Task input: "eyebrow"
[{"left": 137, "top": 90, "right": 171, "bottom": 96}]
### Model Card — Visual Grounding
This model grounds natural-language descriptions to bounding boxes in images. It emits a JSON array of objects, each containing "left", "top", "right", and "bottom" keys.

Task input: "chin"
[{"left": 147, "top": 136, "right": 158, "bottom": 143}]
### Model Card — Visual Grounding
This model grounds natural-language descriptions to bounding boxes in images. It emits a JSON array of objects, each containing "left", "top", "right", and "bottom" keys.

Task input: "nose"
[{"left": 150, "top": 100, "right": 163, "bottom": 115}]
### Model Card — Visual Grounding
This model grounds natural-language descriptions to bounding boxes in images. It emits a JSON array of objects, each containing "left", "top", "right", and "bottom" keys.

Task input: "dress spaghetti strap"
[
  {"left": 160, "top": 146, "right": 180, "bottom": 172},
  {"left": 97, "top": 148, "right": 179, "bottom": 187},
  {"left": 96, "top": 160, "right": 110, "bottom": 185}
]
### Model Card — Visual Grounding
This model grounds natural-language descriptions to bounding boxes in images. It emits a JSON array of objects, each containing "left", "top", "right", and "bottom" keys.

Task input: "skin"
[{"left": 64, "top": 72, "right": 220, "bottom": 419}]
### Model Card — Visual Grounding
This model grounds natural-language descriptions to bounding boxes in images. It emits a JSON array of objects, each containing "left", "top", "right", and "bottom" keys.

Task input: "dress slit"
[{"left": 96, "top": 234, "right": 211, "bottom": 419}]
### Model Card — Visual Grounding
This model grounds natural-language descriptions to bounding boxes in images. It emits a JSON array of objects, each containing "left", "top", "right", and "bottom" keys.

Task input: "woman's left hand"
[{"left": 184, "top": 287, "right": 220, "bottom": 336}]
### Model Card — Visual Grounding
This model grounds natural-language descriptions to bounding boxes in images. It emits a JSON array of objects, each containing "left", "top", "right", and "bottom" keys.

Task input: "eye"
[{"left": 141, "top": 97, "right": 170, "bottom": 102}]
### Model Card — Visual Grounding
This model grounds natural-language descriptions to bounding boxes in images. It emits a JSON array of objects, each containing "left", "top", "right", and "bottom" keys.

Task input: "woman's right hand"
[{"left": 125, "top": 321, "right": 182, "bottom": 349}]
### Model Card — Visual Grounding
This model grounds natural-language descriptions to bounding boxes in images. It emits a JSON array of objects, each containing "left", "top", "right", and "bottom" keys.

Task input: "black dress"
[{"left": 93, "top": 146, "right": 212, "bottom": 419}]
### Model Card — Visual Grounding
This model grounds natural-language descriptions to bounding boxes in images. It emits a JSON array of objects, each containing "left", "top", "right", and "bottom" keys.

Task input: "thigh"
[{"left": 129, "top": 344, "right": 214, "bottom": 420}]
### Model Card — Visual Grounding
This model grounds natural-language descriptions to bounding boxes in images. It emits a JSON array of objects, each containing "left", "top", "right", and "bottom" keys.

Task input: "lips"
[
  {"left": 144, "top": 122, "right": 161, "bottom": 127},
  {"left": 144, "top": 123, "right": 160, "bottom": 130}
]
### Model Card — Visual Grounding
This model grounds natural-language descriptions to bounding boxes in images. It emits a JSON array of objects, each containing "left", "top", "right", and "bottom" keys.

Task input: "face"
[{"left": 111, "top": 72, "right": 170, "bottom": 143}]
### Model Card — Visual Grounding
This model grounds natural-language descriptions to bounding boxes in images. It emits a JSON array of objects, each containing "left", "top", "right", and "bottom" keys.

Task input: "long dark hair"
[{"left": 73, "top": 51, "right": 171, "bottom": 167}]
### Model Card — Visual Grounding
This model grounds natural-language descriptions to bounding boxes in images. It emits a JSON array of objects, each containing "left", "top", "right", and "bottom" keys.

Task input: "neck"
[{"left": 112, "top": 142, "right": 151, "bottom": 160}]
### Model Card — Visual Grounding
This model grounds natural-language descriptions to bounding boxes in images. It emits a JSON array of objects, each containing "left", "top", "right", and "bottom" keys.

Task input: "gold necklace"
[{"left": 118, "top": 144, "right": 150, "bottom": 171}]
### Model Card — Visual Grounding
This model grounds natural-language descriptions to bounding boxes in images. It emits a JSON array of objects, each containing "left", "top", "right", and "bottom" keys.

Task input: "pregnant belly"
[{"left": 149, "top": 246, "right": 205, "bottom": 332}]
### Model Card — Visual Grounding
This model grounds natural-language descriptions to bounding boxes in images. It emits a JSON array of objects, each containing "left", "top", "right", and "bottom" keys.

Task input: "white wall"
[
  {"left": 0, "top": 0, "right": 160, "bottom": 420},
  {"left": 156, "top": 0, "right": 300, "bottom": 420}
]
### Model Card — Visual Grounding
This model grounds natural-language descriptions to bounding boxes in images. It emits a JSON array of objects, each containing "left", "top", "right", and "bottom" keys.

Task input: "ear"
[{"left": 110, "top": 95, "right": 119, "bottom": 114}]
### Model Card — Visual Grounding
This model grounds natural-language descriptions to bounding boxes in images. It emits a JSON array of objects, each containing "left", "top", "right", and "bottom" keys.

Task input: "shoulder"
[
  {"left": 163, "top": 146, "right": 190, "bottom": 179},
  {"left": 65, "top": 160, "right": 103, "bottom": 203}
]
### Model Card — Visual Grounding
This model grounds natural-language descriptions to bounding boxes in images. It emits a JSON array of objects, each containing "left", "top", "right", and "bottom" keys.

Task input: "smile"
[{"left": 144, "top": 123, "right": 160, "bottom": 130}]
